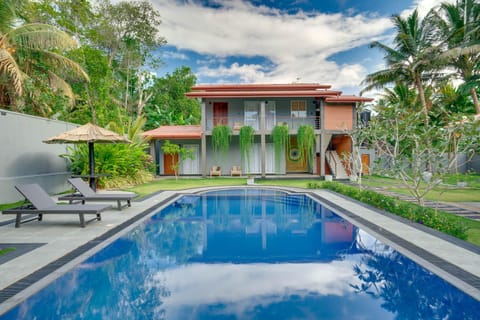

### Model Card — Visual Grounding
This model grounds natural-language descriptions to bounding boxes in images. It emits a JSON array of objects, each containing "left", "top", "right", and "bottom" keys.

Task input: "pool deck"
[{"left": 0, "top": 186, "right": 479, "bottom": 315}]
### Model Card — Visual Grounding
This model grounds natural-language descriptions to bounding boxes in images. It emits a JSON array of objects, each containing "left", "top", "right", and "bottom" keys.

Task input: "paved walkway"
[
  {"left": 0, "top": 186, "right": 479, "bottom": 315},
  {"left": 340, "top": 181, "right": 480, "bottom": 220},
  {"left": 370, "top": 188, "right": 480, "bottom": 220}
]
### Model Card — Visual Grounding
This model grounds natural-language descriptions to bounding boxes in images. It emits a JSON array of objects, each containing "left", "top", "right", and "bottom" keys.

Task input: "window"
[
  {"left": 291, "top": 101, "right": 306, "bottom": 118},
  {"left": 266, "top": 101, "right": 276, "bottom": 130},
  {"left": 244, "top": 101, "right": 260, "bottom": 130}
]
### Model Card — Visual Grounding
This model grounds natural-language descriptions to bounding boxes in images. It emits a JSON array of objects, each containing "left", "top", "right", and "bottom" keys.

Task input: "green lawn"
[
  {"left": 0, "top": 247, "right": 15, "bottom": 256},
  {"left": 361, "top": 175, "right": 480, "bottom": 202}
]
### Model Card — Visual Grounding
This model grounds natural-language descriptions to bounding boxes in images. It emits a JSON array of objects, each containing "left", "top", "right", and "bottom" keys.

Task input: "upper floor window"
[
  {"left": 244, "top": 101, "right": 260, "bottom": 130},
  {"left": 291, "top": 101, "right": 306, "bottom": 118}
]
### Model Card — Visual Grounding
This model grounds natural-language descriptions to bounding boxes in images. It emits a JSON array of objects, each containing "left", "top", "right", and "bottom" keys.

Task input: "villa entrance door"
[{"left": 164, "top": 153, "right": 178, "bottom": 175}]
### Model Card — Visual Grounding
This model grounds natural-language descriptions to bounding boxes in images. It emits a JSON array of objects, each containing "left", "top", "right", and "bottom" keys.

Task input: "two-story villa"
[{"left": 143, "top": 83, "right": 373, "bottom": 178}]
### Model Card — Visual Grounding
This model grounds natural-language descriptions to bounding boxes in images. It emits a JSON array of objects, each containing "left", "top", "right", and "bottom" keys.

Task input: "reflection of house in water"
[{"left": 182, "top": 192, "right": 360, "bottom": 263}]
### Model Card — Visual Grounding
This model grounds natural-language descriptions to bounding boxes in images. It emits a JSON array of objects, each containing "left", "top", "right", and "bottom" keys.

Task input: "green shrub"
[
  {"left": 315, "top": 182, "right": 468, "bottom": 240},
  {"left": 63, "top": 143, "right": 154, "bottom": 188}
]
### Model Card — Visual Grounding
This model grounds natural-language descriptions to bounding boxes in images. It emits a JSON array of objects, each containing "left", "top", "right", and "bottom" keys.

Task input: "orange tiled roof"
[
  {"left": 325, "top": 95, "right": 374, "bottom": 103},
  {"left": 143, "top": 125, "right": 202, "bottom": 139},
  {"left": 186, "top": 83, "right": 372, "bottom": 102}
]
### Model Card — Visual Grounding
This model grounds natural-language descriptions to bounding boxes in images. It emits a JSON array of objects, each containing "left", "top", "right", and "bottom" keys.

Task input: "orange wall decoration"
[{"left": 324, "top": 105, "right": 353, "bottom": 130}]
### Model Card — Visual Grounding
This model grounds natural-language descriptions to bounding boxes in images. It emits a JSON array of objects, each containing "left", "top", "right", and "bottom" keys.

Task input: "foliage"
[
  {"left": 313, "top": 182, "right": 469, "bottom": 240},
  {"left": 362, "top": 9, "right": 439, "bottom": 125},
  {"left": 432, "top": 0, "right": 480, "bottom": 114},
  {"left": 271, "top": 124, "right": 289, "bottom": 173},
  {"left": 63, "top": 119, "right": 154, "bottom": 188},
  {"left": 365, "top": 92, "right": 480, "bottom": 205},
  {"left": 211, "top": 125, "right": 231, "bottom": 162},
  {"left": 0, "top": 21, "right": 89, "bottom": 109},
  {"left": 239, "top": 125, "right": 255, "bottom": 173},
  {"left": 161, "top": 140, "right": 194, "bottom": 180},
  {"left": 297, "top": 125, "right": 315, "bottom": 171},
  {"left": 144, "top": 66, "right": 201, "bottom": 129}
]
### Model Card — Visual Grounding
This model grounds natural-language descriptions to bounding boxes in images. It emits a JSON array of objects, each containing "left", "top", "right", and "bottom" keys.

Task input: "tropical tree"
[
  {"left": 0, "top": 18, "right": 89, "bottom": 110},
  {"left": 433, "top": 0, "right": 480, "bottom": 114},
  {"left": 362, "top": 10, "right": 439, "bottom": 124},
  {"left": 144, "top": 66, "right": 201, "bottom": 130}
]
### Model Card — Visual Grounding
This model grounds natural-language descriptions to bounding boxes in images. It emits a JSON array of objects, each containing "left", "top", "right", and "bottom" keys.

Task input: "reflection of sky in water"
[{"left": 1, "top": 190, "right": 479, "bottom": 320}]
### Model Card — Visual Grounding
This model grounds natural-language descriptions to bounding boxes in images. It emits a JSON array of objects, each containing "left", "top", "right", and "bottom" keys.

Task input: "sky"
[{"left": 148, "top": 0, "right": 448, "bottom": 96}]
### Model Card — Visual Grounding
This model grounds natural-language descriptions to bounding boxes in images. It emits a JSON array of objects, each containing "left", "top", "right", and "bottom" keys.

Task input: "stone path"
[{"left": 364, "top": 186, "right": 480, "bottom": 220}]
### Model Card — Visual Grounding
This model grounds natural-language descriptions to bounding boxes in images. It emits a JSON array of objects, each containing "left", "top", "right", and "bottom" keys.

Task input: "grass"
[
  {"left": 0, "top": 200, "right": 26, "bottom": 211},
  {"left": 126, "top": 177, "right": 322, "bottom": 197},
  {"left": 361, "top": 175, "right": 480, "bottom": 202},
  {"left": 126, "top": 177, "right": 249, "bottom": 197},
  {"left": 0, "top": 247, "right": 15, "bottom": 256}
]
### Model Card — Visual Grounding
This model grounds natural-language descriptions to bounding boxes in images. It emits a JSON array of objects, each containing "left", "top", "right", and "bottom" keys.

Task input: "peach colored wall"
[
  {"left": 324, "top": 105, "right": 353, "bottom": 130},
  {"left": 332, "top": 135, "right": 352, "bottom": 175}
]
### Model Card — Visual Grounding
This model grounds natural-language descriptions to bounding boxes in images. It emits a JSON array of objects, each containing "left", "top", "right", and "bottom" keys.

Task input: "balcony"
[{"left": 205, "top": 116, "right": 319, "bottom": 132}]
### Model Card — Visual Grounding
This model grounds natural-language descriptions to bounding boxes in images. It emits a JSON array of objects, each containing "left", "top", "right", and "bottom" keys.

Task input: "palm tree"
[
  {"left": 0, "top": 4, "right": 89, "bottom": 108},
  {"left": 433, "top": 0, "right": 480, "bottom": 114},
  {"left": 362, "top": 10, "right": 439, "bottom": 124}
]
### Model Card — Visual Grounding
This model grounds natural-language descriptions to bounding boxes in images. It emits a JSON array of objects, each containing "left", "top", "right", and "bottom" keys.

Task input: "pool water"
[{"left": 1, "top": 189, "right": 479, "bottom": 319}]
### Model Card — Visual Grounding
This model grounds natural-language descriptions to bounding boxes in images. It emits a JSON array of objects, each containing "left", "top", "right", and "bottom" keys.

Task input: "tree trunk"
[
  {"left": 415, "top": 75, "right": 432, "bottom": 172},
  {"left": 471, "top": 87, "right": 480, "bottom": 114}
]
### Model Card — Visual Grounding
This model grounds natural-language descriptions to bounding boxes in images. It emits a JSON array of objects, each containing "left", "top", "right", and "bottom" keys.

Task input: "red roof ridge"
[{"left": 191, "top": 83, "right": 331, "bottom": 91}]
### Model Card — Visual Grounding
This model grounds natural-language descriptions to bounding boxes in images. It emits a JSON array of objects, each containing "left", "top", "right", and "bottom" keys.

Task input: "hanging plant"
[
  {"left": 212, "top": 125, "right": 232, "bottom": 161},
  {"left": 297, "top": 125, "right": 315, "bottom": 170},
  {"left": 272, "top": 124, "right": 289, "bottom": 173},
  {"left": 239, "top": 125, "right": 255, "bottom": 173}
]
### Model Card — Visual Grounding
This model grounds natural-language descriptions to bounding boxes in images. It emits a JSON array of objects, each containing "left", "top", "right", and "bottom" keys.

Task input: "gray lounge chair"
[
  {"left": 58, "top": 178, "right": 137, "bottom": 210},
  {"left": 2, "top": 184, "right": 111, "bottom": 227}
]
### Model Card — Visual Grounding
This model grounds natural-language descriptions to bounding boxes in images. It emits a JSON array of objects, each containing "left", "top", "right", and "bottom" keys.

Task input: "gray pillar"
[
  {"left": 201, "top": 101, "right": 207, "bottom": 177},
  {"left": 260, "top": 101, "right": 266, "bottom": 177},
  {"left": 320, "top": 134, "right": 326, "bottom": 176}
]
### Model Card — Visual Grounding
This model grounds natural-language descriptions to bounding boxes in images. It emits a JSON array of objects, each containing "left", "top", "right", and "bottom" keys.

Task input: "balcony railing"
[{"left": 205, "top": 116, "right": 319, "bottom": 132}]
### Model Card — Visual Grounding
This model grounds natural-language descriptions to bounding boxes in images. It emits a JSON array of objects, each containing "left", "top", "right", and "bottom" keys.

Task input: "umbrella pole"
[{"left": 88, "top": 142, "right": 96, "bottom": 191}]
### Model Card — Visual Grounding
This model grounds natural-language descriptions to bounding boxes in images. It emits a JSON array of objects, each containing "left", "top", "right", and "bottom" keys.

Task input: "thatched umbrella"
[{"left": 44, "top": 123, "right": 131, "bottom": 189}]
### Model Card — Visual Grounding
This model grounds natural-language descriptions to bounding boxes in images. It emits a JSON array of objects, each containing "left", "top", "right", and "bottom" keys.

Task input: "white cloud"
[
  {"left": 402, "top": 0, "right": 455, "bottom": 18},
  {"left": 149, "top": 0, "right": 398, "bottom": 92},
  {"left": 161, "top": 50, "right": 189, "bottom": 60}
]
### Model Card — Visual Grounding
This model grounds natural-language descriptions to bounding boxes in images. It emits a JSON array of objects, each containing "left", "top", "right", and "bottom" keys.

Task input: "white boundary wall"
[{"left": 0, "top": 109, "right": 78, "bottom": 203}]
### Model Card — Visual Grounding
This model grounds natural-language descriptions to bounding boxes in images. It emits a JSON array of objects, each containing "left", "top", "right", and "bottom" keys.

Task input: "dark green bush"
[
  {"left": 64, "top": 143, "right": 154, "bottom": 188},
  {"left": 310, "top": 182, "right": 468, "bottom": 240}
]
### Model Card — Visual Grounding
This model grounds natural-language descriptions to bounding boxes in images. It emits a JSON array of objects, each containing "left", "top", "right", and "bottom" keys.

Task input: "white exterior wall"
[{"left": 0, "top": 109, "right": 78, "bottom": 203}]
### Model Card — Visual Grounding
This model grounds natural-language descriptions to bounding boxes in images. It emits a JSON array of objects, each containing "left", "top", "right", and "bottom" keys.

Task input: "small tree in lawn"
[
  {"left": 161, "top": 140, "right": 194, "bottom": 180},
  {"left": 365, "top": 106, "right": 479, "bottom": 206}
]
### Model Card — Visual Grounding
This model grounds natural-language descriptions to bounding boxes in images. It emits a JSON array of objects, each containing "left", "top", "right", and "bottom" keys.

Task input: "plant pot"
[
  {"left": 325, "top": 175, "right": 333, "bottom": 182},
  {"left": 247, "top": 177, "right": 255, "bottom": 185}
]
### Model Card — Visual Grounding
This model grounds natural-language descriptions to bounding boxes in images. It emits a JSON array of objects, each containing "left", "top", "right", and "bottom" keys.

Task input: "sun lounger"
[
  {"left": 2, "top": 184, "right": 111, "bottom": 227},
  {"left": 58, "top": 178, "right": 137, "bottom": 210}
]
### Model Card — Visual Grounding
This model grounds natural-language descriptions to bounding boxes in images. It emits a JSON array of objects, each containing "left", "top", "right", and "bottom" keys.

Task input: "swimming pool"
[{"left": 1, "top": 188, "right": 479, "bottom": 319}]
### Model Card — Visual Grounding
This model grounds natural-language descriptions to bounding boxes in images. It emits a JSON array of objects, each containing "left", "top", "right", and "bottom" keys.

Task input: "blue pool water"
[{"left": 1, "top": 189, "right": 479, "bottom": 319}]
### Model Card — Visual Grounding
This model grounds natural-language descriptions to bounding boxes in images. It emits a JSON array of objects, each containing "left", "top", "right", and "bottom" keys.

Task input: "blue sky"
[{"left": 149, "top": 0, "right": 446, "bottom": 95}]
